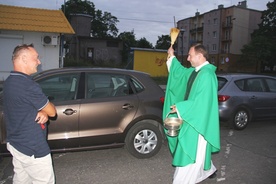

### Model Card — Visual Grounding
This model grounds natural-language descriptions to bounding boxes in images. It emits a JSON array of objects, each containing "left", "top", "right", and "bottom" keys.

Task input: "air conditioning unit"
[{"left": 42, "top": 35, "right": 58, "bottom": 46}]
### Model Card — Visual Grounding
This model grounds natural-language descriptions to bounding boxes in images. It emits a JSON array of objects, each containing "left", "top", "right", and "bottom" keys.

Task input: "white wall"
[
  {"left": 0, "top": 31, "right": 60, "bottom": 80},
  {"left": 0, "top": 34, "right": 23, "bottom": 80}
]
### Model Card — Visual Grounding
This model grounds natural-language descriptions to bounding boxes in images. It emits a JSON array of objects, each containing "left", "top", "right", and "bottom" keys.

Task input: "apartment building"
[{"left": 177, "top": 1, "right": 262, "bottom": 72}]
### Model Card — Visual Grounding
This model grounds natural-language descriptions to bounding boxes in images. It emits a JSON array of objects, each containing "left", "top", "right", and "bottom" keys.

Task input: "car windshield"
[{"left": 217, "top": 77, "right": 227, "bottom": 91}]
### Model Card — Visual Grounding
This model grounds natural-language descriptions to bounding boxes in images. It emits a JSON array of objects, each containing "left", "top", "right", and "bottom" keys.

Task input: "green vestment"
[{"left": 163, "top": 57, "right": 220, "bottom": 170}]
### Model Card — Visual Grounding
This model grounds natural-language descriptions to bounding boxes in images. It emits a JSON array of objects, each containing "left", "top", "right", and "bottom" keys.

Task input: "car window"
[
  {"left": 235, "top": 80, "right": 245, "bottom": 91},
  {"left": 246, "top": 78, "right": 265, "bottom": 92},
  {"left": 130, "top": 78, "right": 144, "bottom": 93},
  {"left": 265, "top": 78, "right": 276, "bottom": 92},
  {"left": 217, "top": 77, "right": 227, "bottom": 91},
  {"left": 38, "top": 73, "right": 80, "bottom": 102},
  {"left": 86, "top": 73, "right": 133, "bottom": 98}
]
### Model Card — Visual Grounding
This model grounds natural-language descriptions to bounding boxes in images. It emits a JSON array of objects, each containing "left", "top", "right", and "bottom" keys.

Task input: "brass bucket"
[{"left": 164, "top": 112, "right": 183, "bottom": 136}]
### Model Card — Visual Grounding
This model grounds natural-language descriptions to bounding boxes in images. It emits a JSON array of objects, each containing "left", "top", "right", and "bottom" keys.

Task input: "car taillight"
[
  {"left": 160, "top": 96, "right": 165, "bottom": 104},
  {"left": 218, "top": 95, "right": 230, "bottom": 102}
]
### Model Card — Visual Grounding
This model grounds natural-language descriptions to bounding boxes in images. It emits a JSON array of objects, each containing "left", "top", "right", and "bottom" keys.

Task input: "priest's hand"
[
  {"left": 170, "top": 105, "right": 177, "bottom": 113},
  {"left": 167, "top": 46, "right": 175, "bottom": 59}
]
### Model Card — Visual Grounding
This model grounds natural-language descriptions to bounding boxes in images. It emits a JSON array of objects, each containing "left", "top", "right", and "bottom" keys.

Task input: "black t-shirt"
[{"left": 3, "top": 71, "right": 50, "bottom": 158}]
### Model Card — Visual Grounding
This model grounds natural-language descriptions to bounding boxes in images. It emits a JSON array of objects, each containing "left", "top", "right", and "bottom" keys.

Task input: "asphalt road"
[{"left": 1, "top": 120, "right": 276, "bottom": 184}]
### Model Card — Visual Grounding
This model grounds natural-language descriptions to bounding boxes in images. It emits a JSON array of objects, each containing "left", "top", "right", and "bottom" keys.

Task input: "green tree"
[
  {"left": 62, "top": 0, "right": 95, "bottom": 21},
  {"left": 62, "top": 0, "right": 119, "bottom": 38},
  {"left": 136, "top": 37, "right": 153, "bottom": 49},
  {"left": 118, "top": 31, "right": 137, "bottom": 63},
  {"left": 118, "top": 30, "right": 137, "bottom": 48},
  {"left": 91, "top": 10, "right": 119, "bottom": 38},
  {"left": 240, "top": 0, "right": 276, "bottom": 72},
  {"left": 155, "top": 35, "right": 170, "bottom": 49}
]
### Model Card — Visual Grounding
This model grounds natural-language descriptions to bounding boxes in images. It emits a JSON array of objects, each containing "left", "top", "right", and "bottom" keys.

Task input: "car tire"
[
  {"left": 231, "top": 109, "right": 249, "bottom": 130},
  {"left": 125, "top": 121, "right": 162, "bottom": 159}
]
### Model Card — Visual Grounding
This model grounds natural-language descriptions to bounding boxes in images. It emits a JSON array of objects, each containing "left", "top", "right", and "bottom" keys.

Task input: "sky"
[{"left": 0, "top": 0, "right": 270, "bottom": 45}]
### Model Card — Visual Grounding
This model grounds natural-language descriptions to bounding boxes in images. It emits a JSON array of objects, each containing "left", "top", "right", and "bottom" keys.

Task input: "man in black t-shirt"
[{"left": 3, "top": 44, "right": 57, "bottom": 184}]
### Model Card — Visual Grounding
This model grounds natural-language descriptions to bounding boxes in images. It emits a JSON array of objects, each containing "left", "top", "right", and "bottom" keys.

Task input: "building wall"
[
  {"left": 176, "top": 2, "right": 262, "bottom": 72},
  {"left": 70, "top": 14, "right": 92, "bottom": 37},
  {"left": 231, "top": 7, "right": 251, "bottom": 54},
  {"left": 203, "top": 9, "right": 222, "bottom": 55},
  {"left": 0, "top": 31, "right": 60, "bottom": 80},
  {"left": 177, "top": 18, "right": 190, "bottom": 65},
  {"left": 67, "top": 37, "right": 123, "bottom": 65},
  {"left": 66, "top": 14, "right": 123, "bottom": 65},
  {"left": 133, "top": 49, "right": 168, "bottom": 77}
]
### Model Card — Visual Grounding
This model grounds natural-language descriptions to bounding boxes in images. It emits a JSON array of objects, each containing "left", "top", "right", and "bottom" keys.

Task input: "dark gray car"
[
  {"left": 0, "top": 68, "right": 165, "bottom": 158},
  {"left": 218, "top": 73, "right": 276, "bottom": 130}
]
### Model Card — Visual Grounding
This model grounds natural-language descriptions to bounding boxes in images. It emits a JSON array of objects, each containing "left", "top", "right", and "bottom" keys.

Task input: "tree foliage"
[
  {"left": 241, "top": 0, "right": 276, "bottom": 72},
  {"left": 155, "top": 35, "right": 170, "bottom": 49},
  {"left": 62, "top": 0, "right": 95, "bottom": 21},
  {"left": 118, "top": 30, "right": 137, "bottom": 47},
  {"left": 91, "top": 10, "right": 119, "bottom": 38},
  {"left": 62, "top": 0, "right": 119, "bottom": 38},
  {"left": 118, "top": 31, "right": 137, "bottom": 63},
  {"left": 136, "top": 37, "right": 153, "bottom": 49}
]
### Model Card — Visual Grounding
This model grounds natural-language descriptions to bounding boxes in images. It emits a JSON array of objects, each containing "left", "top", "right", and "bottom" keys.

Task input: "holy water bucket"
[{"left": 164, "top": 112, "right": 183, "bottom": 136}]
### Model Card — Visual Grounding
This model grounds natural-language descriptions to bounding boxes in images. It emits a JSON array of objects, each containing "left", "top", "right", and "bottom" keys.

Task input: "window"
[
  {"left": 217, "top": 77, "right": 228, "bottom": 90},
  {"left": 213, "top": 18, "right": 218, "bottom": 25},
  {"left": 221, "top": 57, "right": 225, "bottom": 64},
  {"left": 226, "top": 16, "right": 232, "bottom": 26},
  {"left": 213, "top": 31, "right": 217, "bottom": 38},
  {"left": 39, "top": 73, "right": 81, "bottom": 102},
  {"left": 224, "top": 43, "right": 229, "bottom": 53},
  {"left": 130, "top": 78, "right": 144, "bottom": 93},
  {"left": 225, "top": 30, "right": 230, "bottom": 40},
  {"left": 211, "top": 57, "right": 215, "bottom": 64},
  {"left": 86, "top": 73, "right": 132, "bottom": 98},
  {"left": 266, "top": 78, "right": 276, "bottom": 92},
  {"left": 212, "top": 44, "right": 217, "bottom": 51},
  {"left": 246, "top": 79, "right": 265, "bottom": 92},
  {"left": 235, "top": 80, "right": 245, "bottom": 91}
]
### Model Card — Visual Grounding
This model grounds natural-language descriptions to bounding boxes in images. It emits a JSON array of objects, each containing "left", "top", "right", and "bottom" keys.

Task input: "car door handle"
[
  {"left": 63, "top": 108, "right": 77, "bottom": 115},
  {"left": 122, "top": 104, "right": 134, "bottom": 110},
  {"left": 250, "top": 96, "right": 257, "bottom": 99}
]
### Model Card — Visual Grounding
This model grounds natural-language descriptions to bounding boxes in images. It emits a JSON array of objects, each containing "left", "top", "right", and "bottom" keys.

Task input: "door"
[
  {"left": 263, "top": 78, "right": 276, "bottom": 117},
  {"left": 38, "top": 72, "right": 81, "bottom": 148},
  {"left": 78, "top": 72, "right": 139, "bottom": 146},
  {"left": 246, "top": 78, "right": 273, "bottom": 118}
]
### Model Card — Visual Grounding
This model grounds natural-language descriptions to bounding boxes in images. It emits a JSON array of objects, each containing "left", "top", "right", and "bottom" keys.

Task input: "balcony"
[
  {"left": 222, "top": 22, "right": 233, "bottom": 29},
  {"left": 189, "top": 26, "right": 204, "bottom": 33},
  {"left": 220, "top": 49, "right": 230, "bottom": 54},
  {"left": 221, "top": 36, "right": 232, "bottom": 42}
]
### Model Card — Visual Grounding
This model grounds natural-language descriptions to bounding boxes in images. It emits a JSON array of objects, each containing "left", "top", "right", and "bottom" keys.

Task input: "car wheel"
[
  {"left": 232, "top": 109, "right": 249, "bottom": 130},
  {"left": 125, "top": 122, "right": 162, "bottom": 159}
]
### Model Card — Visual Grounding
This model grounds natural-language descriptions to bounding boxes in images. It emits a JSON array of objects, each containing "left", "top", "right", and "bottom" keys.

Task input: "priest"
[{"left": 163, "top": 43, "right": 220, "bottom": 183}]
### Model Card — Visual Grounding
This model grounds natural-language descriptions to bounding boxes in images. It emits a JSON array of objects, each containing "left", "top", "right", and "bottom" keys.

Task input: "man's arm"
[
  {"left": 167, "top": 47, "right": 176, "bottom": 72},
  {"left": 41, "top": 102, "right": 56, "bottom": 117},
  {"left": 35, "top": 102, "right": 56, "bottom": 125}
]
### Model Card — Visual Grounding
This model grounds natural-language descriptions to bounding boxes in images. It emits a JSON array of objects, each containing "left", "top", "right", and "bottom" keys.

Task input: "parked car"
[
  {"left": 0, "top": 68, "right": 165, "bottom": 158},
  {"left": 218, "top": 73, "right": 276, "bottom": 130}
]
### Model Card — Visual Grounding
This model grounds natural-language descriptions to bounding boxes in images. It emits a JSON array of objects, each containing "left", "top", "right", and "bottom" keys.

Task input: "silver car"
[
  {"left": 218, "top": 73, "right": 276, "bottom": 130},
  {"left": 217, "top": 73, "right": 276, "bottom": 130}
]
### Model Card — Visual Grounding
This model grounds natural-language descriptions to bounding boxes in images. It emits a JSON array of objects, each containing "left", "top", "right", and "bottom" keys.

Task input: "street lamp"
[{"left": 180, "top": 29, "right": 185, "bottom": 65}]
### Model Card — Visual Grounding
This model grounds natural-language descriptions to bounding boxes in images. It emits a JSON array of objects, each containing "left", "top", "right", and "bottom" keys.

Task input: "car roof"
[
  {"left": 217, "top": 73, "right": 275, "bottom": 79},
  {"left": 33, "top": 67, "right": 150, "bottom": 78}
]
